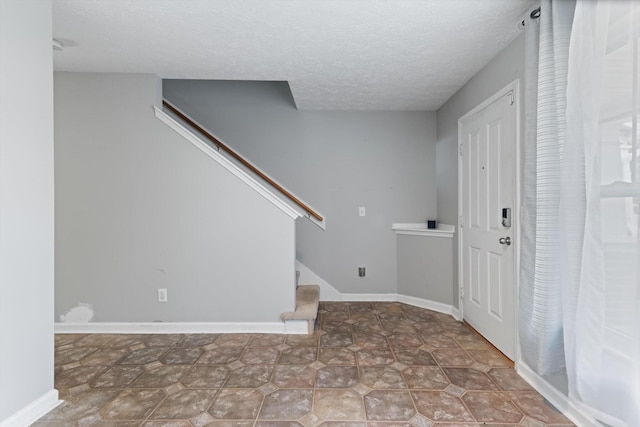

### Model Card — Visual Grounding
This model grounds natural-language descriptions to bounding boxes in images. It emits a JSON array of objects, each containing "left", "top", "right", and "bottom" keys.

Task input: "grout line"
[{"left": 49, "top": 304, "right": 569, "bottom": 426}]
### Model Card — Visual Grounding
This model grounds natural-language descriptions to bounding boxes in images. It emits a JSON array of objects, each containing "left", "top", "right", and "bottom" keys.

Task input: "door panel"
[
  {"left": 460, "top": 89, "right": 516, "bottom": 359},
  {"left": 488, "top": 251, "right": 502, "bottom": 319},
  {"left": 469, "top": 132, "right": 482, "bottom": 229}
]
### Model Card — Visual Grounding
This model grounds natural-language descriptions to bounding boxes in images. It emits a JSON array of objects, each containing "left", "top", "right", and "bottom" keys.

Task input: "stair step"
[{"left": 281, "top": 285, "right": 320, "bottom": 334}]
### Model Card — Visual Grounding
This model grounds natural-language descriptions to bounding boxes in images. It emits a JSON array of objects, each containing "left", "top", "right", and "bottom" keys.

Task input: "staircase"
[{"left": 156, "top": 100, "right": 322, "bottom": 333}]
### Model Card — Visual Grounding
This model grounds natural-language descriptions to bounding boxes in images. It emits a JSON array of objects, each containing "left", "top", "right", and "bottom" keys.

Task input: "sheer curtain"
[
  {"left": 520, "top": 0, "right": 575, "bottom": 376},
  {"left": 562, "top": 1, "right": 640, "bottom": 425},
  {"left": 521, "top": 0, "right": 639, "bottom": 424}
]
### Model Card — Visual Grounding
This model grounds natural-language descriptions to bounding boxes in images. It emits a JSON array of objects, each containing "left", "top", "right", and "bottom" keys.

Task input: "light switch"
[{"left": 359, "top": 207, "right": 366, "bottom": 217}]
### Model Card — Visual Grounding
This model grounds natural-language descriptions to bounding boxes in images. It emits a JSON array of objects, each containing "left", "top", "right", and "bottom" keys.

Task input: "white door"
[{"left": 459, "top": 85, "right": 517, "bottom": 359}]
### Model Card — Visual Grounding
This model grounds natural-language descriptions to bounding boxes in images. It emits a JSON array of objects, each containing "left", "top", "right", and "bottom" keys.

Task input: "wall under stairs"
[{"left": 54, "top": 73, "right": 298, "bottom": 329}]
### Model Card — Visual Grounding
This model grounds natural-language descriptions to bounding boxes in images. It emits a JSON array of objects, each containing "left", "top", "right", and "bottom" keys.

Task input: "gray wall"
[
  {"left": 0, "top": 0, "right": 55, "bottom": 421},
  {"left": 54, "top": 73, "right": 296, "bottom": 323},
  {"left": 163, "top": 80, "right": 437, "bottom": 295},
  {"left": 436, "top": 33, "right": 526, "bottom": 309},
  {"left": 397, "top": 235, "right": 453, "bottom": 305}
]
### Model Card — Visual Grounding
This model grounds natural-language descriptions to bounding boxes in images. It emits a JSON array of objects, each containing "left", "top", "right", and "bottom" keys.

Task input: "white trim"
[
  {"left": 154, "top": 106, "right": 302, "bottom": 221},
  {"left": 458, "top": 80, "right": 520, "bottom": 122},
  {"left": 0, "top": 389, "right": 61, "bottom": 427},
  {"left": 339, "top": 293, "right": 460, "bottom": 320},
  {"left": 457, "top": 79, "right": 521, "bottom": 355},
  {"left": 55, "top": 321, "right": 288, "bottom": 334},
  {"left": 397, "top": 294, "right": 457, "bottom": 317},
  {"left": 283, "top": 319, "right": 311, "bottom": 334},
  {"left": 341, "top": 293, "right": 398, "bottom": 302},
  {"left": 54, "top": 297, "right": 462, "bottom": 332},
  {"left": 391, "top": 223, "right": 455, "bottom": 238},
  {"left": 517, "top": 363, "right": 603, "bottom": 427},
  {"left": 451, "top": 306, "right": 462, "bottom": 321}
]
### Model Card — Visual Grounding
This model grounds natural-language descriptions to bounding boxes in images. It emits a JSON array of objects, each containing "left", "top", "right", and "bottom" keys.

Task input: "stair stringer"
[
  {"left": 296, "top": 260, "right": 342, "bottom": 300},
  {"left": 154, "top": 106, "right": 303, "bottom": 222},
  {"left": 156, "top": 105, "right": 326, "bottom": 230}
]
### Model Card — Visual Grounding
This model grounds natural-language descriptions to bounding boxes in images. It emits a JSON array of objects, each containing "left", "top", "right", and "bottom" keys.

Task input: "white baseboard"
[
  {"left": 283, "top": 319, "right": 311, "bottom": 334},
  {"left": 397, "top": 294, "right": 456, "bottom": 317},
  {"left": 55, "top": 321, "right": 287, "bottom": 334},
  {"left": 0, "top": 389, "right": 61, "bottom": 427},
  {"left": 55, "top": 295, "right": 459, "bottom": 335},
  {"left": 517, "top": 362, "right": 602, "bottom": 427},
  {"left": 338, "top": 292, "right": 458, "bottom": 319},
  {"left": 296, "top": 261, "right": 458, "bottom": 320},
  {"left": 341, "top": 293, "right": 398, "bottom": 302},
  {"left": 294, "top": 261, "right": 459, "bottom": 319}
]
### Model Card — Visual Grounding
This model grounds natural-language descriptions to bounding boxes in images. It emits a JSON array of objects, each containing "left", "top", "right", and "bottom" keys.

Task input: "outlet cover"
[{"left": 158, "top": 288, "right": 168, "bottom": 303}]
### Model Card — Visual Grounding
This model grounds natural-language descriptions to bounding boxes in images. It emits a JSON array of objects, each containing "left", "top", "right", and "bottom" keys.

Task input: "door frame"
[{"left": 457, "top": 79, "right": 521, "bottom": 361}]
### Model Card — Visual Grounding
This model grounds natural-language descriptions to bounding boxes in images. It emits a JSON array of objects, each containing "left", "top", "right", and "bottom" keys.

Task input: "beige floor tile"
[{"left": 39, "top": 302, "right": 573, "bottom": 427}]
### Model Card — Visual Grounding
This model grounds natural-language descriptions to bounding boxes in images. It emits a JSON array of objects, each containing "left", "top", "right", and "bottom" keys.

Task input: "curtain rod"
[{"left": 530, "top": 7, "right": 541, "bottom": 19}]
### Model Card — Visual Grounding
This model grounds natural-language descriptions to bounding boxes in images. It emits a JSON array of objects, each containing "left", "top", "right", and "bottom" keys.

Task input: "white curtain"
[
  {"left": 562, "top": 1, "right": 640, "bottom": 425},
  {"left": 521, "top": 0, "right": 640, "bottom": 424},
  {"left": 520, "top": 0, "right": 575, "bottom": 375}
]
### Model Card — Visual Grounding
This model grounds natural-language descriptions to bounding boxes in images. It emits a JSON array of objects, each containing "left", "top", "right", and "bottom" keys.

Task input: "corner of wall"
[
  {"left": 0, "top": 0, "right": 55, "bottom": 422},
  {"left": 0, "top": 390, "right": 61, "bottom": 427},
  {"left": 153, "top": 74, "right": 163, "bottom": 108}
]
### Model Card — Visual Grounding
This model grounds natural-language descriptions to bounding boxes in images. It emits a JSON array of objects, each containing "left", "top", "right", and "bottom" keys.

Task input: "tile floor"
[{"left": 35, "top": 301, "right": 574, "bottom": 426}]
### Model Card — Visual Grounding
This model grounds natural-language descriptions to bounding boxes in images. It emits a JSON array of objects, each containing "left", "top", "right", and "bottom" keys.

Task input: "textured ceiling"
[{"left": 53, "top": 0, "right": 534, "bottom": 110}]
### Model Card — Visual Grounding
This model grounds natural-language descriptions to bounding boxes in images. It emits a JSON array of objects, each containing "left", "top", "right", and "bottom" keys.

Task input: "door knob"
[{"left": 499, "top": 237, "right": 511, "bottom": 245}]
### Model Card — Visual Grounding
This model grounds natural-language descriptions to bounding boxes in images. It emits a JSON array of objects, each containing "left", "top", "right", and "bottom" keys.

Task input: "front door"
[{"left": 459, "top": 84, "right": 517, "bottom": 359}]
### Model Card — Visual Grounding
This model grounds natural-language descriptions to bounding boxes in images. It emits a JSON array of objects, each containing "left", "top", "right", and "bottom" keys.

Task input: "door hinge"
[
  {"left": 458, "top": 144, "right": 463, "bottom": 156},
  {"left": 458, "top": 215, "right": 464, "bottom": 228},
  {"left": 508, "top": 90, "right": 514, "bottom": 106},
  {"left": 460, "top": 287, "right": 465, "bottom": 299}
]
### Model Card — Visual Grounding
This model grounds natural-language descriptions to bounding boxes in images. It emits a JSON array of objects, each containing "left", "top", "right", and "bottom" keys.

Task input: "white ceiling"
[{"left": 53, "top": 0, "right": 533, "bottom": 111}]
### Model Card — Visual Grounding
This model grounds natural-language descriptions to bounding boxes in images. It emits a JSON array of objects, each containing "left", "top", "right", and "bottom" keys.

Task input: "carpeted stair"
[{"left": 281, "top": 284, "right": 320, "bottom": 334}]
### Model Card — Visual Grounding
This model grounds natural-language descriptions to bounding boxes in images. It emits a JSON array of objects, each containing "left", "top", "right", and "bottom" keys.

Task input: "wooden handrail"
[{"left": 162, "top": 100, "right": 324, "bottom": 222}]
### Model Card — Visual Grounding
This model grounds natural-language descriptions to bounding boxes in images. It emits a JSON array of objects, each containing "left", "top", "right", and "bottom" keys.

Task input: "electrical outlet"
[
  {"left": 359, "top": 207, "right": 366, "bottom": 217},
  {"left": 358, "top": 267, "right": 366, "bottom": 277},
  {"left": 158, "top": 288, "right": 168, "bottom": 303}
]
